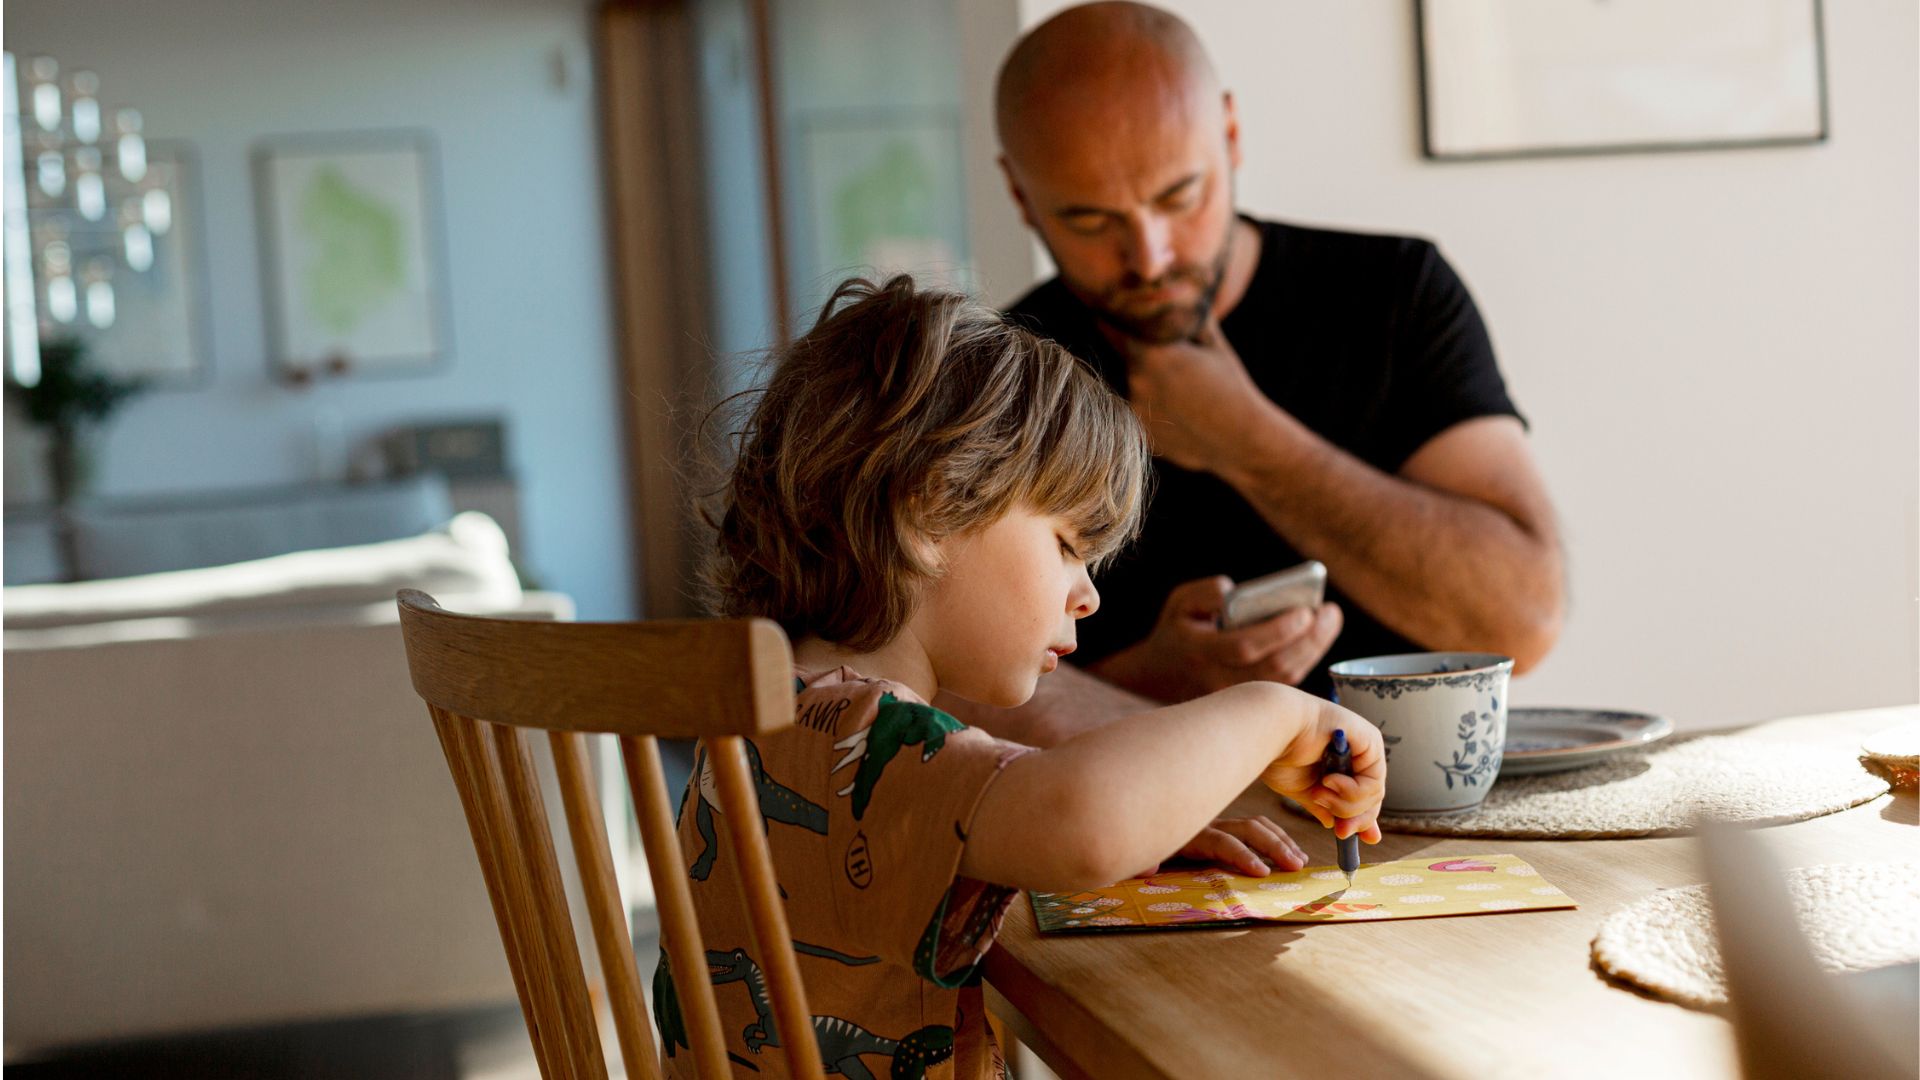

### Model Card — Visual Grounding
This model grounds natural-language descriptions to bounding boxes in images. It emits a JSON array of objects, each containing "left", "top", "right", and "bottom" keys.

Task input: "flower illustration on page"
[{"left": 1429, "top": 859, "right": 1496, "bottom": 873}]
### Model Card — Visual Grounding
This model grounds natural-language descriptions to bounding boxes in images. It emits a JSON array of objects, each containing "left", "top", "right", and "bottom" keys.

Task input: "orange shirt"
[{"left": 655, "top": 666, "right": 1030, "bottom": 1080}]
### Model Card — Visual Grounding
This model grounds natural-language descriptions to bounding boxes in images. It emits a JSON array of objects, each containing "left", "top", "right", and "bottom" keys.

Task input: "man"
[{"left": 942, "top": 2, "right": 1564, "bottom": 751}]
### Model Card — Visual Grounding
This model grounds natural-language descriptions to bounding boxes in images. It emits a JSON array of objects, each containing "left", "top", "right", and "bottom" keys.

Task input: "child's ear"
[
  {"left": 894, "top": 494, "right": 944, "bottom": 574},
  {"left": 904, "top": 527, "right": 944, "bottom": 575}
]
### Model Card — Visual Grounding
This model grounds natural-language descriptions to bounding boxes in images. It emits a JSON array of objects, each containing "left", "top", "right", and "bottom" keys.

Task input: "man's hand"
[
  {"left": 1088, "top": 575, "right": 1343, "bottom": 702},
  {"left": 1117, "top": 312, "right": 1271, "bottom": 473},
  {"left": 1130, "top": 815, "right": 1309, "bottom": 879}
]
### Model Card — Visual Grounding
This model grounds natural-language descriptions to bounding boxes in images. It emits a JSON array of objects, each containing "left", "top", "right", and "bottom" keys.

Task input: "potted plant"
[{"left": 8, "top": 337, "right": 147, "bottom": 507}]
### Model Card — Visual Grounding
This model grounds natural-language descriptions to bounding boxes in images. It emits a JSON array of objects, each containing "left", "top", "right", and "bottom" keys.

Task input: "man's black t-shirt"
[{"left": 1007, "top": 216, "right": 1524, "bottom": 697}]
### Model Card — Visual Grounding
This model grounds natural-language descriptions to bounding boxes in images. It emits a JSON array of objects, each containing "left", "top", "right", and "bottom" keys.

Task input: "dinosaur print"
[
  {"left": 706, "top": 947, "right": 954, "bottom": 1079},
  {"left": 651, "top": 950, "right": 685, "bottom": 1059},
  {"left": 830, "top": 695, "right": 965, "bottom": 820},
  {"left": 793, "top": 940, "right": 883, "bottom": 966},
  {"left": 653, "top": 941, "right": 881, "bottom": 1068},
  {"left": 651, "top": 949, "right": 759, "bottom": 1071},
  {"left": 817, "top": 1017, "right": 953, "bottom": 1080},
  {"left": 687, "top": 739, "right": 829, "bottom": 881}
]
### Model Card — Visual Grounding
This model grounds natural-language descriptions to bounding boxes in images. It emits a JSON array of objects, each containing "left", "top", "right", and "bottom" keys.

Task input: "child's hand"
[
  {"left": 1133, "top": 814, "right": 1309, "bottom": 879},
  {"left": 1259, "top": 704, "right": 1387, "bottom": 844}
]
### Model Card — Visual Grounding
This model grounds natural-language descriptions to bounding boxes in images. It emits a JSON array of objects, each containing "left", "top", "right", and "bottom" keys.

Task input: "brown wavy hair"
[{"left": 703, "top": 275, "right": 1151, "bottom": 651}]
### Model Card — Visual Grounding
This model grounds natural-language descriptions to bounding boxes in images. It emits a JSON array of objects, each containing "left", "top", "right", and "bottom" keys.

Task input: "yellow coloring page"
[{"left": 1031, "top": 854, "right": 1574, "bottom": 932}]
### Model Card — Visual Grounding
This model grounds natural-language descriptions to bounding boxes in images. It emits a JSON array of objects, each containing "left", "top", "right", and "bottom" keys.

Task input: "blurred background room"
[{"left": 2, "top": 0, "right": 1913, "bottom": 1076}]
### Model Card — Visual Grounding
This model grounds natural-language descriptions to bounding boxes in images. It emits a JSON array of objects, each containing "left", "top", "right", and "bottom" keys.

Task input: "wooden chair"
[{"left": 395, "top": 589, "right": 826, "bottom": 1080}]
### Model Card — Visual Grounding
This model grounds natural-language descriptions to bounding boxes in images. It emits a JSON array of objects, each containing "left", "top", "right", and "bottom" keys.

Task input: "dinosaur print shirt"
[{"left": 657, "top": 666, "right": 1030, "bottom": 1080}]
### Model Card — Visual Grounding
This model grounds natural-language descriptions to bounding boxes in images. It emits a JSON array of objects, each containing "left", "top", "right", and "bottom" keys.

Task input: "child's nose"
[{"left": 1070, "top": 576, "right": 1100, "bottom": 619}]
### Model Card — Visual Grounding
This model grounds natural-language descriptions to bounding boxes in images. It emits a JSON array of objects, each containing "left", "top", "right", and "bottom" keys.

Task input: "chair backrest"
[{"left": 396, "top": 589, "right": 826, "bottom": 1080}]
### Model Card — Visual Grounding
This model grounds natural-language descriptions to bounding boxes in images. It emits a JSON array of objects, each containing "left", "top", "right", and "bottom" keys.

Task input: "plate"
[{"left": 1499, "top": 707, "right": 1674, "bottom": 776}]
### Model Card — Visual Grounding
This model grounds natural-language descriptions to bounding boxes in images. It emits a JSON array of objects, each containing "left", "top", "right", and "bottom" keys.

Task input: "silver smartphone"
[{"left": 1218, "top": 560, "right": 1327, "bottom": 631}]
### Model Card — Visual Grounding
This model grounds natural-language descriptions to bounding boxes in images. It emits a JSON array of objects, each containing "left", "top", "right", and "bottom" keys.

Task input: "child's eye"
[{"left": 1059, "top": 537, "right": 1082, "bottom": 560}]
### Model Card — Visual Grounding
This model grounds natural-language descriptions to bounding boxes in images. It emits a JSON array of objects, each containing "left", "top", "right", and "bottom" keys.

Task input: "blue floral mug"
[{"left": 1329, "top": 652, "right": 1513, "bottom": 814}]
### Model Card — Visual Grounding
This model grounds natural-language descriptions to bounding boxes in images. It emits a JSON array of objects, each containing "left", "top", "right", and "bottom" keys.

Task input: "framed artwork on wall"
[
  {"left": 1417, "top": 0, "right": 1828, "bottom": 161},
  {"left": 792, "top": 107, "right": 971, "bottom": 322},
  {"left": 254, "top": 131, "right": 450, "bottom": 379},
  {"left": 19, "top": 138, "right": 212, "bottom": 385}
]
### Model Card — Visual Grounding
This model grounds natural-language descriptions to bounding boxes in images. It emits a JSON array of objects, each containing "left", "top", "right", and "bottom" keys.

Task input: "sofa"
[
  {"left": 2, "top": 511, "right": 609, "bottom": 1055},
  {"left": 3, "top": 474, "right": 466, "bottom": 587}
]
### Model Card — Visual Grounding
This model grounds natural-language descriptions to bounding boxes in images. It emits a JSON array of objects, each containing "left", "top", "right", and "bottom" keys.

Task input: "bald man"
[{"left": 945, "top": 2, "right": 1563, "bottom": 746}]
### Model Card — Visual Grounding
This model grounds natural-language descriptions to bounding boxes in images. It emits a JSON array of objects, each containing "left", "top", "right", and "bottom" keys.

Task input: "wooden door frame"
[
  {"left": 598, "top": 0, "right": 716, "bottom": 619},
  {"left": 599, "top": 0, "right": 794, "bottom": 618}
]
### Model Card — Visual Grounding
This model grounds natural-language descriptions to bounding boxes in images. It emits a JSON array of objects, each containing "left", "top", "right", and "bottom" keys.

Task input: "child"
[{"left": 657, "top": 276, "right": 1385, "bottom": 1080}]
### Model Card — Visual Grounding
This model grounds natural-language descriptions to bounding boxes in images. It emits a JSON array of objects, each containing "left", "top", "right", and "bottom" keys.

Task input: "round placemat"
[
  {"left": 1591, "top": 862, "right": 1920, "bottom": 1009},
  {"left": 1370, "top": 734, "right": 1888, "bottom": 839}
]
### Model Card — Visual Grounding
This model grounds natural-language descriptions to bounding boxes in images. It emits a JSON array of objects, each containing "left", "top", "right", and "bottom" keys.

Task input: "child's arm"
[
  {"left": 933, "top": 661, "right": 1154, "bottom": 747},
  {"left": 958, "top": 681, "right": 1384, "bottom": 893}
]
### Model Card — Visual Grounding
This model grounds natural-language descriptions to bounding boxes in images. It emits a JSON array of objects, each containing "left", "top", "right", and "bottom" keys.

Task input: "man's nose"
[{"left": 1121, "top": 214, "right": 1176, "bottom": 283}]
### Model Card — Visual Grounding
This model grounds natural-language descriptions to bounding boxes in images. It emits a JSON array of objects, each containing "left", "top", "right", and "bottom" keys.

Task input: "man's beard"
[{"left": 1067, "top": 224, "right": 1234, "bottom": 345}]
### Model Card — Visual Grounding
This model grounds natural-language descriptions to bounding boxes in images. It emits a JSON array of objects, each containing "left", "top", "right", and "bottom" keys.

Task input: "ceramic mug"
[{"left": 1328, "top": 652, "right": 1513, "bottom": 814}]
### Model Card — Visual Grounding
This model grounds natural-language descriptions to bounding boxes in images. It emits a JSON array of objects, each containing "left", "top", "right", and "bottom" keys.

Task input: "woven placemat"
[
  {"left": 1591, "top": 862, "right": 1920, "bottom": 1009},
  {"left": 1368, "top": 734, "right": 1889, "bottom": 839}
]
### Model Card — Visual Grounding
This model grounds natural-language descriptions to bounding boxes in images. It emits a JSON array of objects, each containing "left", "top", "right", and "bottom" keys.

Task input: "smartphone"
[{"left": 1218, "top": 560, "right": 1327, "bottom": 631}]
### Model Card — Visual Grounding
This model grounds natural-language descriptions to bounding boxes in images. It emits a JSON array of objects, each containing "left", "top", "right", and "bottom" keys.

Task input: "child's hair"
[{"left": 704, "top": 274, "right": 1151, "bottom": 651}]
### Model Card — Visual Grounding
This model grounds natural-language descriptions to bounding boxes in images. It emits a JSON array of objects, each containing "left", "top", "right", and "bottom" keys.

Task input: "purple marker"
[{"left": 1326, "top": 729, "right": 1361, "bottom": 888}]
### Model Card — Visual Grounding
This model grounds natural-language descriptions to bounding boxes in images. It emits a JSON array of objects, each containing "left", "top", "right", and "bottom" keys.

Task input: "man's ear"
[
  {"left": 998, "top": 153, "right": 1039, "bottom": 232},
  {"left": 1223, "top": 90, "right": 1242, "bottom": 171}
]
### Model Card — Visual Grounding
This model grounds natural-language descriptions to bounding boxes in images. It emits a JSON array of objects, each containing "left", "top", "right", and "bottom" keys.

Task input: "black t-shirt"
[{"left": 1007, "top": 216, "right": 1524, "bottom": 697}]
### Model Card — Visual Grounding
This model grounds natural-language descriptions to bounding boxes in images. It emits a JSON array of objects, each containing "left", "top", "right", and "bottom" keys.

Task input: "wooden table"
[{"left": 983, "top": 706, "right": 1918, "bottom": 1080}]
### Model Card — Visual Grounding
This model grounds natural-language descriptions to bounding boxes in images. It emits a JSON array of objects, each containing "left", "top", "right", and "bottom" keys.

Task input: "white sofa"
[
  {"left": 4, "top": 474, "right": 463, "bottom": 586},
  {"left": 2, "top": 514, "right": 584, "bottom": 1054}
]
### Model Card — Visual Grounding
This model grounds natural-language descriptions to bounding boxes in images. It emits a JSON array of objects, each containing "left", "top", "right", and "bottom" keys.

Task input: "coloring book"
[{"left": 1030, "top": 854, "right": 1575, "bottom": 932}]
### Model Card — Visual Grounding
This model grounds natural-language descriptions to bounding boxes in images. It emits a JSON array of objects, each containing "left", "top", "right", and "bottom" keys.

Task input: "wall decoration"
[
  {"left": 6, "top": 53, "right": 208, "bottom": 386},
  {"left": 255, "top": 131, "right": 449, "bottom": 378},
  {"left": 1418, "top": 0, "right": 1828, "bottom": 161},
  {"left": 25, "top": 140, "right": 209, "bottom": 384},
  {"left": 794, "top": 107, "right": 970, "bottom": 316}
]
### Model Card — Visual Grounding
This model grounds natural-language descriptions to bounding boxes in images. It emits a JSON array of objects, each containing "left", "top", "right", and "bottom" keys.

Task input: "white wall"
[
  {"left": 5, "top": 0, "right": 636, "bottom": 619},
  {"left": 957, "top": 0, "right": 1032, "bottom": 306},
  {"left": 1003, "top": 0, "right": 1918, "bottom": 727}
]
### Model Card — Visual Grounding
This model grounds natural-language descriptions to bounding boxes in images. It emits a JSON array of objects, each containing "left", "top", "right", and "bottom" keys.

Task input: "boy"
[{"left": 659, "top": 276, "right": 1385, "bottom": 1079}]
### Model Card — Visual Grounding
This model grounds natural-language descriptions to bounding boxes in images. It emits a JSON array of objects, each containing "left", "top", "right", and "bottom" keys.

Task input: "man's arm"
[
  {"left": 934, "top": 660, "right": 1154, "bottom": 747},
  {"left": 1219, "top": 411, "right": 1564, "bottom": 672},
  {"left": 1123, "top": 284, "right": 1565, "bottom": 674}
]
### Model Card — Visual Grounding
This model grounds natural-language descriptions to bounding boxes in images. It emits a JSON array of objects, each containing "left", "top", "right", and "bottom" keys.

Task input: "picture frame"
[
  {"left": 11, "top": 138, "right": 212, "bottom": 387},
  {"left": 254, "top": 130, "right": 450, "bottom": 379},
  {"left": 793, "top": 107, "right": 971, "bottom": 319},
  {"left": 1417, "top": 0, "right": 1829, "bottom": 162}
]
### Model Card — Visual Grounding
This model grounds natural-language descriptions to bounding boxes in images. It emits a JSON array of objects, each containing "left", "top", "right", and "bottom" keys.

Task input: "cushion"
[
  {"left": 3, "top": 512, "right": 519, "bottom": 630},
  {"left": 67, "top": 474, "right": 454, "bottom": 580}
]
